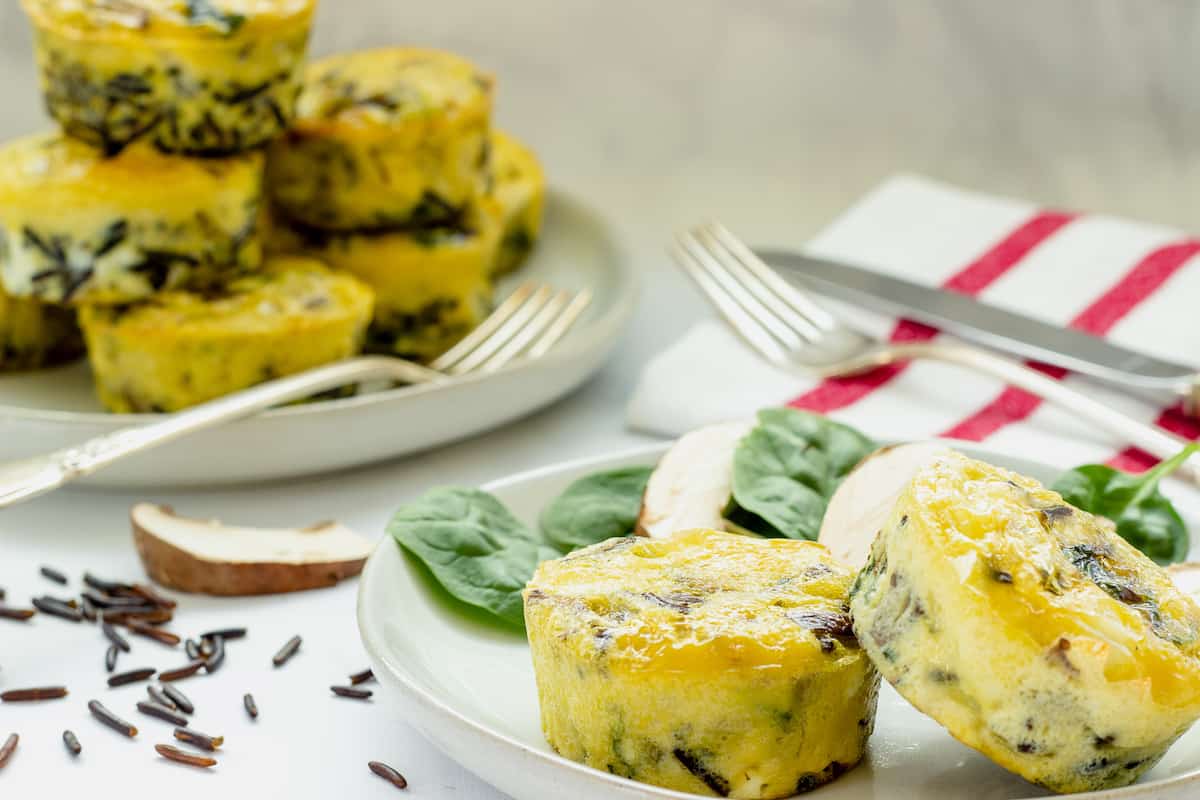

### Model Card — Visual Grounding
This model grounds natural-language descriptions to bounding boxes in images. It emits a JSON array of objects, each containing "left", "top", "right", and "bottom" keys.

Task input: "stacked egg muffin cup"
[{"left": 0, "top": 3, "right": 544, "bottom": 410}]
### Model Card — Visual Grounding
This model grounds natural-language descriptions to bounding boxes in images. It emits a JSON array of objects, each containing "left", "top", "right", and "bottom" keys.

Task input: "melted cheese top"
[
  {"left": 21, "top": 0, "right": 313, "bottom": 38},
  {"left": 526, "top": 529, "right": 860, "bottom": 675}
]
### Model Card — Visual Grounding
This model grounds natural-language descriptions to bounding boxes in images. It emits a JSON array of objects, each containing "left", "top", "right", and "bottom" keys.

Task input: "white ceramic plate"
[
  {"left": 358, "top": 442, "right": 1200, "bottom": 800},
  {"left": 0, "top": 190, "right": 636, "bottom": 487}
]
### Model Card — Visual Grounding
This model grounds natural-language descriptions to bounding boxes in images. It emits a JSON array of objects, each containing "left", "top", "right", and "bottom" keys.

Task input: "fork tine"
[
  {"left": 703, "top": 222, "right": 839, "bottom": 333},
  {"left": 478, "top": 289, "right": 578, "bottom": 372},
  {"left": 677, "top": 231, "right": 807, "bottom": 350},
  {"left": 670, "top": 241, "right": 789, "bottom": 365},
  {"left": 444, "top": 285, "right": 554, "bottom": 375},
  {"left": 430, "top": 283, "right": 539, "bottom": 372},
  {"left": 526, "top": 289, "right": 591, "bottom": 359}
]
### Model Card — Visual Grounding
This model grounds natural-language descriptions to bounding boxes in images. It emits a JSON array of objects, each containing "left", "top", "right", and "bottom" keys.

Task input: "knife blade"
[{"left": 758, "top": 248, "right": 1195, "bottom": 394}]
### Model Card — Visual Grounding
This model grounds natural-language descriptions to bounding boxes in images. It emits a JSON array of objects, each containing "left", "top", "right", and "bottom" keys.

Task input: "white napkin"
[{"left": 628, "top": 174, "right": 1200, "bottom": 476}]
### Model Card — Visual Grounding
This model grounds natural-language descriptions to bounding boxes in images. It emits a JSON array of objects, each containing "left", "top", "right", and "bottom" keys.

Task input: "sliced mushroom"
[
  {"left": 636, "top": 420, "right": 754, "bottom": 539},
  {"left": 817, "top": 441, "right": 954, "bottom": 569},
  {"left": 1168, "top": 563, "right": 1200, "bottom": 603},
  {"left": 131, "top": 503, "right": 373, "bottom": 596}
]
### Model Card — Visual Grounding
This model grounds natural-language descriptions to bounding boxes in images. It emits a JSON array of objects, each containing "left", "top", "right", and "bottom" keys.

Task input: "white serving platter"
[
  {"left": 358, "top": 442, "right": 1200, "bottom": 800},
  {"left": 0, "top": 190, "right": 637, "bottom": 487}
]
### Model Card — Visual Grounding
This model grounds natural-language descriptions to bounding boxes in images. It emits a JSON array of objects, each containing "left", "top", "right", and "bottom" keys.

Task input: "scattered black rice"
[
  {"left": 40, "top": 566, "right": 68, "bottom": 585},
  {"left": 126, "top": 619, "right": 180, "bottom": 646},
  {"left": 102, "top": 621, "right": 132, "bottom": 653},
  {"left": 155, "top": 744, "right": 215, "bottom": 768},
  {"left": 203, "top": 635, "right": 225, "bottom": 673},
  {"left": 63, "top": 730, "right": 82, "bottom": 756},
  {"left": 107, "top": 667, "right": 156, "bottom": 687},
  {"left": 369, "top": 761, "right": 408, "bottom": 790},
  {"left": 105, "top": 644, "right": 119, "bottom": 673},
  {"left": 0, "top": 734, "right": 17, "bottom": 769},
  {"left": 32, "top": 596, "right": 83, "bottom": 622},
  {"left": 173, "top": 726, "right": 223, "bottom": 751},
  {"left": 243, "top": 693, "right": 258, "bottom": 719},
  {"left": 136, "top": 701, "right": 188, "bottom": 727},
  {"left": 85, "top": 591, "right": 151, "bottom": 610},
  {"left": 331, "top": 686, "right": 372, "bottom": 700},
  {"left": 272, "top": 635, "right": 302, "bottom": 667},
  {"left": 1, "top": 687, "right": 68, "bottom": 702},
  {"left": 147, "top": 685, "right": 176, "bottom": 711},
  {"left": 349, "top": 668, "right": 374, "bottom": 685},
  {"left": 88, "top": 700, "right": 137, "bottom": 737},
  {"left": 200, "top": 627, "right": 246, "bottom": 641},
  {"left": 159, "top": 661, "right": 205, "bottom": 682},
  {"left": 0, "top": 607, "right": 36, "bottom": 622},
  {"left": 162, "top": 684, "right": 193, "bottom": 715}
]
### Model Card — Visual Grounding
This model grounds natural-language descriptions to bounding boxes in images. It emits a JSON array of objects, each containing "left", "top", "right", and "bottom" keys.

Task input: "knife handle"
[{"left": 854, "top": 342, "right": 1200, "bottom": 487}]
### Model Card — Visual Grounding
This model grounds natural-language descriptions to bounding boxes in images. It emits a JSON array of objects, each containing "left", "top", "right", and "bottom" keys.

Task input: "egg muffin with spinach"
[
  {"left": 267, "top": 205, "right": 497, "bottom": 361},
  {"left": 0, "top": 288, "right": 82, "bottom": 371},
  {"left": 0, "top": 133, "right": 262, "bottom": 304},
  {"left": 487, "top": 130, "right": 545, "bottom": 276},
  {"left": 79, "top": 257, "right": 373, "bottom": 412},
  {"left": 524, "top": 529, "right": 878, "bottom": 799},
  {"left": 21, "top": 0, "right": 314, "bottom": 155},
  {"left": 266, "top": 47, "right": 493, "bottom": 231},
  {"left": 850, "top": 451, "right": 1200, "bottom": 793}
]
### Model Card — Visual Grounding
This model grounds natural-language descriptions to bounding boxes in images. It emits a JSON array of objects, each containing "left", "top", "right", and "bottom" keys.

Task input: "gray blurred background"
[{"left": 1, "top": 0, "right": 1196, "bottom": 449}]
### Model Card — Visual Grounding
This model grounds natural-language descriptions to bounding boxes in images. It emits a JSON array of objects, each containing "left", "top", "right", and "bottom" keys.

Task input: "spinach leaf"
[
  {"left": 540, "top": 466, "right": 653, "bottom": 551},
  {"left": 1052, "top": 443, "right": 1197, "bottom": 565},
  {"left": 388, "top": 487, "right": 560, "bottom": 627},
  {"left": 725, "top": 408, "right": 876, "bottom": 540}
]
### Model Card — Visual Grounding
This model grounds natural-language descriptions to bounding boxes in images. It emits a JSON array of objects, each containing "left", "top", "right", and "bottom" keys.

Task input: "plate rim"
[
  {"left": 358, "top": 440, "right": 1200, "bottom": 800},
  {"left": 0, "top": 187, "right": 638, "bottom": 427}
]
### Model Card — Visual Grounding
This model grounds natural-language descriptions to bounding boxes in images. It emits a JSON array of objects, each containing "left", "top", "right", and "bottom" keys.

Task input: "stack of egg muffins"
[{"left": 0, "top": 0, "right": 545, "bottom": 413}]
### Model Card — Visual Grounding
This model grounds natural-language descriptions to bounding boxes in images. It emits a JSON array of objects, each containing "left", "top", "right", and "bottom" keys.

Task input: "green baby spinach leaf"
[
  {"left": 725, "top": 408, "right": 876, "bottom": 540},
  {"left": 1052, "top": 443, "right": 1197, "bottom": 565},
  {"left": 388, "top": 487, "right": 561, "bottom": 627},
  {"left": 540, "top": 466, "right": 653, "bottom": 551}
]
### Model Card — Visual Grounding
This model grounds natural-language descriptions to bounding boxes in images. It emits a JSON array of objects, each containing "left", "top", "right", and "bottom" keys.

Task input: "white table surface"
[{"left": 2, "top": 1, "right": 1198, "bottom": 797}]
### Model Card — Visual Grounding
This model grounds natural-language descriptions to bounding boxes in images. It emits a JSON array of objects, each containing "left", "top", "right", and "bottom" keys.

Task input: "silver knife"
[{"left": 758, "top": 248, "right": 1199, "bottom": 411}]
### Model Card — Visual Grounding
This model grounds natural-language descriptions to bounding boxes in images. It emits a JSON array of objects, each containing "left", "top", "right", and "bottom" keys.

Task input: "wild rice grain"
[
  {"left": 88, "top": 700, "right": 137, "bottom": 737},
  {"left": 199, "top": 627, "right": 245, "bottom": 641},
  {"left": 1, "top": 687, "right": 68, "bottom": 702},
  {"left": 40, "top": 566, "right": 68, "bottom": 585},
  {"left": 126, "top": 619, "right": 180, "bottom": 646},
  {"left": 243, "top": 693, "right": 258, "bottom": 719},
  {"left": 162, "top": 684, "right": 193, "bottom": 715},
  {"left": 107, "top": 667, "right": 155, "bottom": 687},
  {"left": 203, "top": 636, "right": 225, "bottom": 673},
  {"left": 137, "top": 701, "right": 188, "bottom": 726},
  {"left": 63, "top": 730, "right": 82, "bottom": 756},
  {"left": 368, "top": 761, "right": 408, "bottom": 790},
  {"left": 173, "top": 727, "right": 223, "bottom": 751},
  {"left": 159, "top": 661, "right": 205, "bottom": 682},
  {"left": 184, "top": 639, "right": 201, "bottom": 660},
  {"left": 331, "top": 686, "right": 372, "bottom": 700},
  {"left": 0, "top": 734, "right": 17, "bottom": 769},
  {"left": 272, "top": 635, "right": 302, "bottom": 667},
  {"left": 155, "top": 744, "right": 216, "bottom": 768},
  {"left": 102, "top": 621, "right": 131, "bottom": 653},
  {"left": 32, "top": 596, "right": 83, "bottom": 622},
  {"left": 349, "top": 668, "right": 374, "bottom": 685},
  {"left": 105, "top": 644, "right": 119, "bottom": 673},
  {"left": 0, "top": 607, "right": 36, "bottom": 621},
  {"left": 130, "top": 584, "right": 176, "bottom": 609},
  {"left": 147, "top": 685, "right": 176, "bottom": 710}
]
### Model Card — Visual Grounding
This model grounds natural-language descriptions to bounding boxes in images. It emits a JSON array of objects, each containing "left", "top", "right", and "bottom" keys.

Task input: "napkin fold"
[{"left": 628, "top": 175, "right": 1200, "bottom": 477}]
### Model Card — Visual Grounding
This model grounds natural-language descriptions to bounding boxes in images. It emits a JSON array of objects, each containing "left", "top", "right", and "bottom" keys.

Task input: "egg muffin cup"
[
  {"left": 21, "top": 0, "right": 314, "bottom": 156},
  {"left": 850, "top": 452, "right": 1200, "bottom": 794},
  {"left": 525, "top": 530, "right": 879, "bottom": 799},
  {"left": 79, "top": 257, "right": 373, "bottom": 413},
  {"left": 266, "top": 47, "right": 493, "bottom": 231},
  {"left": 488, "top": 130, "right": 545, "bottom": 277},
  {"left": 0, "top": 289, "right": 82, "bottom": 371},
  {"left": 0, "top": 133, "right": 263, "bottom": 305}
]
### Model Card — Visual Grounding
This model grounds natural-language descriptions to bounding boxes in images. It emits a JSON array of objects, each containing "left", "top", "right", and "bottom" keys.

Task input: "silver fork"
[
  {"left": 673, "top": 222, "right": 1200, "bottom": 487},
  {"left": 0, "top": 282, "right": 592, "bottom": 508}
]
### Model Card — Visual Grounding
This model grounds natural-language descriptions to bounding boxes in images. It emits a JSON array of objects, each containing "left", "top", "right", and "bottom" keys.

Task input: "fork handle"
[
  {"left": 875, "top": 342, "right": 1200, "bottom": 486},
  {"left": 4, "top": 356, "right": 445, "bottom": 504}
]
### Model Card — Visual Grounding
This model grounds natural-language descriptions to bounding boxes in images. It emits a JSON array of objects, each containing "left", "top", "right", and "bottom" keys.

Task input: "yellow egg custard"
[
  {"left": 266, "top": 47, "right": 493, "bottom": 231},
  {"left": 0, "top": 133, "right": 263, "bottom": 304},
  {"left": 21, "top": 0, "right": 314, "bottom": 155},
  {"left": 267, "top": 205, "right": 497, "bottom": 361},
  {"left": 524, "top": 529, "right": 879, "bottom": 799},
  {"left": 79, "top": 256, "right": 373, "bottom": 412},
  {"left": 849, "top": 451, "right": 1200, "bottom": 793},
  {"left": 0, "top": 288, "right": 82, "bottom": 371},
  {"left": 488, "top": 130, "right": 545, "bottom": 277}
]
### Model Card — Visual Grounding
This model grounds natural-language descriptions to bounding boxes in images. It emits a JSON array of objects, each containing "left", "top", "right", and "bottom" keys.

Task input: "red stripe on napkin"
[
  {"left": 939, "top": 240, "right": 1200, "bottom": 442},
  {"left": 1108, "top": 404, "right": 1200, "bottom": 472},
  {"left": 787, "top": 211, "right": 1074, "bottom": 414}
]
